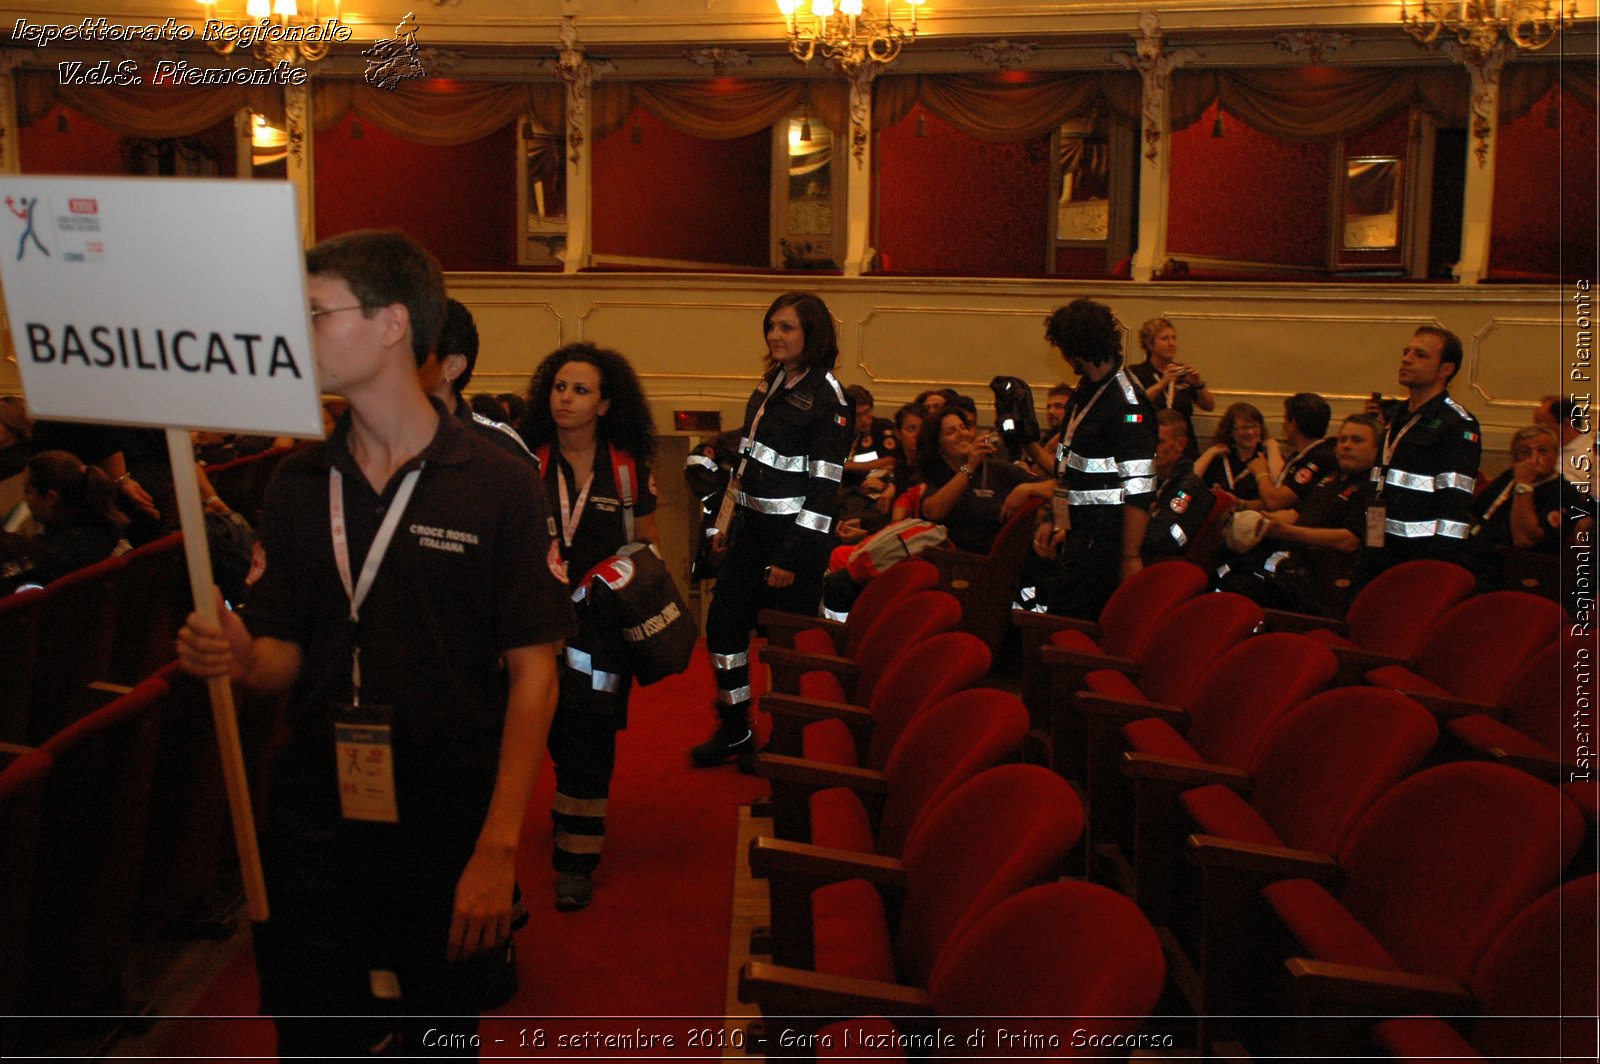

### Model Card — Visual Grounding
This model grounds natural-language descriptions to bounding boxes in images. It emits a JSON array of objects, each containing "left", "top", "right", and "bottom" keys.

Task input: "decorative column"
[
  {"left": 234, "top": 108, "right": 253, "bottom": 180},
  {"left": 1447, "top": 40, "right": 1511, "bottom": 285},
  {"left": 546, "top": 18, "right": 606, "bottom": 273},
  {"left": 282, "top": 79, "right": 316, "bottom": 245},
  {"left": 842, "top": 63, "right": 877, "bottom": 277},
  {"left": 0, "top": 51, "right": 22, "bottom": 175},
  {"left": 1114, "top": 11, "right": 1195, "bottom": 283}
]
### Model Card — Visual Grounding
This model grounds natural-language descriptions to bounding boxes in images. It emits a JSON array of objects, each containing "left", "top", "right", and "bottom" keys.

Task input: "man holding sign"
[{"left": 177, "top": 230, "right": 571, "bottom": 1054}]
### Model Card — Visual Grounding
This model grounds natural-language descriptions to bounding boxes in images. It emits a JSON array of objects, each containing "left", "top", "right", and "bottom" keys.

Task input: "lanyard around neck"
[
  {"left": 555, "top": 451, "right": 596, "bottom": 549},
  {"left": 1064, "top": 371, "right": 1116, "bottom": 450},
  {"left": 330, "top": 465, "right": 422, "bottom": 700}
]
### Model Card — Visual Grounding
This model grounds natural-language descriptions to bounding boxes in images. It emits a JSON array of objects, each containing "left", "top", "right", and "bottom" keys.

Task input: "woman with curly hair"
[
  {"left": 1195, "top": 401, "right": 1269, "bottom": 504},
  {"left": 519, "top": 342, "right": 658, "bottom": 911}
]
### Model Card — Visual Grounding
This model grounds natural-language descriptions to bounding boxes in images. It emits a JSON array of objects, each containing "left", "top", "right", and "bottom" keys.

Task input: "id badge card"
[
  {"left": 1050, "top": 488, "right": 1072, "bottom": 532},
  {"left": 333, "top": 704, "right": 399, "bottom": 823},
  {"left": 1364, "top": 505, "right": 1386, "bottom": 548},
  {"left": 714, "top": 475, "right": 741, "bottom": 541}
]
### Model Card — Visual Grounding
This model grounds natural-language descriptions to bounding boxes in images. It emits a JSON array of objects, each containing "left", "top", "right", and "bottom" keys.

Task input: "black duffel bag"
[{"left": 572, "top": 541, "right": 698, "bottom": 686}]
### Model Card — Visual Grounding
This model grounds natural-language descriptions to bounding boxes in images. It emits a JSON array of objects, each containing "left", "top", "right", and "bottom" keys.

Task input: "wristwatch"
[
  {"left": 1513, "top": 482, "right": 1534, "bottom": 495},
  {"left": 958, "top": 465, "right": 972, "bottom": 478}
]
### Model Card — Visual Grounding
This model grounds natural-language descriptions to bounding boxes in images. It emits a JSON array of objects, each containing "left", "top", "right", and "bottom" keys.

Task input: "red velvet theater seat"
[
  {"left": 778, "top": 590, "right": 961, "bottom": 705},
  {"left": 742, "top": 764, "right": 1080, "bottom": 993},
  {"left": 1375, "top": 873, "right": 1598, "bottom": 1063},
  {"left": 0, "top": 747, "right": 53, "bottom": 1018},
  {"left": 1445, "top": 642, "right": 1569, "bottom": 781},
  {"left": 760, "top": 557, "right": 939, "bottom": 655}
]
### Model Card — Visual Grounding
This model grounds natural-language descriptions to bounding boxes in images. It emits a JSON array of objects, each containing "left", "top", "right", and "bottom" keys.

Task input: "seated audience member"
[
  {"left": 427, "top": 299, "right": 537, "bottom": 465},
  {"left": 471, "top": 392, "right": 510, "bottom": 423},
  {"left": 8, "top": 450, "right": 128, "bottom": 589},
  {"left": 916, "top": 406, "right": 1038, "bottom": 555},
  {"left": 29, "top": 419, "right": 160, "bottom": 533},
  {"left": 1252, "top": 392, "right": 1337, "bottom": 511},
  {"left": 1, "top": 399, "right": 31, "bottom": 519},
  {"left": 1127, "top": 317, "right": 1215, "bottom": 458},
  {"left": 1463, "top": 426, "right": 1585, "bottom": 583},
  {"left": 1215, "top": 414, "right": 1381, "bottom": 615},
  {"left": 1195, "top": 401, "right": 1269, "bottom": 504},
  {"left": 1024, "top": 381, "right": 1074, "bottom": 477},
  {"left": 1535, "top": 395, "right": 1595, "bottom": 485},
  {"left": 498, "top": 393, "right": 528, "bottom": 428},
  {"left": 1143, "top": 410, "right": 1215, "bottom": 561},
  {"left": 842, "top": 384, "right": 899, "bottom": 484},
  {"left": 891, "top": 402, "right": 924, "bottom": 494}
]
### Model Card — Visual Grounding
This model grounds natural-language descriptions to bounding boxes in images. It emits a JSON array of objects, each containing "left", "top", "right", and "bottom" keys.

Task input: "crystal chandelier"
[
  {"left": 1400, "top": 0, "right": 1575, "bottom": 60},
  {"left": 195, "top": 0, "right": 348, "bottom": 65},
  {"left": 776, "top": 0, "right": 923, "bottom": 75}
]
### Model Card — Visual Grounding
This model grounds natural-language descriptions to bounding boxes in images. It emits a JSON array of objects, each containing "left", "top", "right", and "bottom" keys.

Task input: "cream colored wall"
[{"left": 447, "top": 272, "right": 1567, "bottom": 462}]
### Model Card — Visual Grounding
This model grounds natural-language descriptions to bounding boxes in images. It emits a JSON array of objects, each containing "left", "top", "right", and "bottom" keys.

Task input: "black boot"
[{"left": 690, "top": 718, "right": 757, "bottom": 771}]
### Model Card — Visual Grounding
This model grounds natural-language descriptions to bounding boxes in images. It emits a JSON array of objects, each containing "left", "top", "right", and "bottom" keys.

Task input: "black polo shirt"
[
  {"left": 242, "top": 400, "right": 574, "bottom": 884},
  {"left": 1278, "top": 438, "right": 1339, "bottom": 502}
]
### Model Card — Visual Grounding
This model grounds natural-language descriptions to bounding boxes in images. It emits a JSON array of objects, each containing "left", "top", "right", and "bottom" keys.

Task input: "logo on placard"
[
  {"left": 68, "top": 199, "right": 97, "bottom": 214},
  {"left": 5, "top": 196, "right": 50, "bottom": 261}
]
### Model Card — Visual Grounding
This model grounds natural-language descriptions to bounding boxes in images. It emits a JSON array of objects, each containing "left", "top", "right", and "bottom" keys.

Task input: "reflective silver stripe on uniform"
[
  {"left": 1065, "top": 453, "right": 1117, "bottom": 474},
  {"left": 746, "top": 439, "right": 808, "bottom": 473},
  {"left": 1437, "top": 519, "right": 1469, "bottom": 539},
  {"left": 811, "top": 460, "right": 844, "bottom": 481},
  {"left": 1262, "top": 550, "right": 1291, "bottom": 574},
  {"left": 717, "top": 685, "right": 753, "bottom": 705},
  {"left": 1118, "top": 458, "right": 1155, "bottom": 478},
  {"left": 1123, "top": 477, "right": 1156, "bottom": 495},
  {"left": 1385, "top": 517, "right": 1439, "bottom": 538},
  {"left": 564, "top": 647, "right": 622, "bottom": 692},
  {"left": 553, "top": 831, "right": 605, "bottom": 854},
  {"left": 1115, "top": 369, "right": 1140, "bottom": 403},
  {"left": 1169, "top": 525, "right": 1188, "bottom": 547},
  {"left": 1385, "top": 468, "right": 1436, "bottom": 492},
  {"left": 822, "top": 606, "right": 850, "bottom": 622},
  {"left": 473, "top": 413, "right": 537, "bottom": 458},
  {"left": 1436, "top": 471, "right": 1474, "bottom": 493},
  {"left": 1216, "top": 562, "right": 1232, "bottom": 579},
  {"left": 737, "top": 492, "right": 805, "bottom": 514},
  {"left": 852, "top": 450, "right": 879, "bottom": 463},
  {"left": 823, "top": 372, "right": 846, "bottom": 405},
  {"left": 552, "top": 792, "right": 610, "bottom": 817},
  {"left": 1445, "top": 396, "right": 1472, "bottom": 419},
  {"left": 685, "top": 454, "right": 719, "bottom": 472},
  {"left": 711, "top": 649, "right": 749, "bottom": 670},
  {"left": 1068, "top": 488, "right": 1125, "bottom": 505},
  {"left": 796, "top": 509, "right": 833, "bottom": 533}
]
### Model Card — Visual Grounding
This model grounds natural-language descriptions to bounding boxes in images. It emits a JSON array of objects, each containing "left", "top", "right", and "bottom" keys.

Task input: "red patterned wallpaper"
[
  {"left": 876, "top": 104, "right": 1053, "bottom": 276},
  {"left": 1168, "top": 101, "right": 1333, "bottom": 268},
  {"left": 591, "top": 106, "right": 770, "bottom": 267},
  {"left": 314, "top": 112, "right": 516, "bottom": 271},
  {"left": 19, "top": 104, "right": 130, "bottom": 175},
  {"left": 1491, "top": 88, "right": 1597, "bottom": 280}
]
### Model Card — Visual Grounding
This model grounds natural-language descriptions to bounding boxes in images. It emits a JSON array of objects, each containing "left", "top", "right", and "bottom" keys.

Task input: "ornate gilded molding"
[
  {"left": 1443, "top": 38, "right": 1511, "bottom": 167},
  {"left": 1272, "top": 30, "right": 1352, "bottom": 64},
  {"left": 283, "top": 80, "right": 310, "bottom": 169},
  {"left": 416, "top": 47, "right": 466, "bottom": 75},
  {"left": 543, "top": 19, "right": 613, "bottom": 168},
  {"left": 968, "top": 39, "right": 1036, "bottom": 71},
  {"left": 847, "top": 62, "right": 877, "bottom": 169},
  {"left": 1111, "top": 11, "right": 1197, "bottom": 164},
  {"left": 682, "top": 47, "right": 753, "bottom": 76}
]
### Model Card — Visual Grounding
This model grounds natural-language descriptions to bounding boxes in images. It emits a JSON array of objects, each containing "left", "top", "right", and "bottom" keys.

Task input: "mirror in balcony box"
[
  {"left": 1341, "top": 155, "right": 1403, "bottom": 251},
  {"left": 1055, "top": 117, "right": 1110, "bottom": 244},
  {"left": 521, "top": 124, "right": 567, "bottom": 266},
  {"left": 773, "top": 113, "right": 839, "bottom": 269}
]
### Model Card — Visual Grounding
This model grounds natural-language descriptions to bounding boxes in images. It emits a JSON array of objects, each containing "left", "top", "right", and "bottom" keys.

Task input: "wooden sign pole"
[{"left": 165, "top": 427, "right": 269, "bottom": 923}]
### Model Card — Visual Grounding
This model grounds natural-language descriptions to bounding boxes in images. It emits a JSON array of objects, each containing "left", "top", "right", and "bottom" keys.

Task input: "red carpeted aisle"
[{"left": 158, "top": 642, "right": 769, "bottom": 1059}]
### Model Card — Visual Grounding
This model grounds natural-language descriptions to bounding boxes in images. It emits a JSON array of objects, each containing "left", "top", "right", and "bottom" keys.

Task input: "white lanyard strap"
[
  {"left": 1063, "top": 373, "right": 1114, "bottom": 450},
  {"left": 1222, "top": 453, "right": 1238, "bottom": 491},
  {"left": 330, "top": 465, "right": 422, "bottom": 700},
  {"left": 1380, "top": 410, "right": 1422, "bottom": 473},
  {"left": 556, "top": 460, "right": 595, "bottom": 548}
]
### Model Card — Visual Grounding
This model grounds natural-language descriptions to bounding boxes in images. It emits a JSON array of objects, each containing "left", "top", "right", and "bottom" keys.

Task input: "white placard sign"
[{"left": 0, "top": 175, "right": 323, "bottom": 438}]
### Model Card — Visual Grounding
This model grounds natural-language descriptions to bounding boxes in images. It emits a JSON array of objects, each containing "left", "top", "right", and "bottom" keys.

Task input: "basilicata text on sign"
[{"left": 25, "top": 323, "right": 304, "bottom": 379}]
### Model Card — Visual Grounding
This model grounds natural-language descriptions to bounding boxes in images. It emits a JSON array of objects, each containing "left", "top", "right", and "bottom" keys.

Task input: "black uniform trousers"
[
  {"left": 548, "top": 664, "right": 630, "bottom": 875},
  {"left": 706, "top": 511, "right": 828, "bottom": 727},
  {"left": 1045, "top": 508, "right": 1124, "bottom": 620}
]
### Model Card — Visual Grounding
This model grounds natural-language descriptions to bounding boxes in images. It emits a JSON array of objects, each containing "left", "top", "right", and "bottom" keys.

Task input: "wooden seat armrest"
[
  {"left": 1122, "top": 752, "right": 1252, "bottom": 792},
  {"left": 1407, "top": 691, "right": 1501, "bottom": 722},
  {"left": 1013, "top": 611, "right": 1101, "bottom": 639},
  {"left": 738, "top": 960, "right": 934, "bottom": 1018},
  {"left": 760, "top": 646, "right": 860, "bottom": 682},
  {"left": 1186, "top": 834, "right": 1343, "bottom": 889},
  {"left": 755, "top": 753, "right": 889, "bottom": 796},
  {"left": 1041, "top": 643, "right": 1137, "bottom": 676},
  {"left": 762, "top": 693, "right": 872, "bottom": 727},
  {"left": 0, "top": 740, "right": 38, "bottom": 757},
  {"left": 748, "top": 836, "right": 906, "bottom": 888},
  {"left": 1490, "top": 746, "right": 1567, "bottom": 785},
  {"left": 1075, "top": 691, "right": 1187, "bottom": 730},
  {"left": 1261, "top": 609, "right": 1349, "bottom": 637},
  {"left": 760, "top": 609, "right": 845, "bottom": 652},
  {"left": 1284, "top": 957, "right": 1474, "bottom": 1017}
]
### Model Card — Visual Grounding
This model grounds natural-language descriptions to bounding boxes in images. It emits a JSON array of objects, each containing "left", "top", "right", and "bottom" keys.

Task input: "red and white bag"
[{"left": 845, "top": 518, "right": 948, "bottom": 582}]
